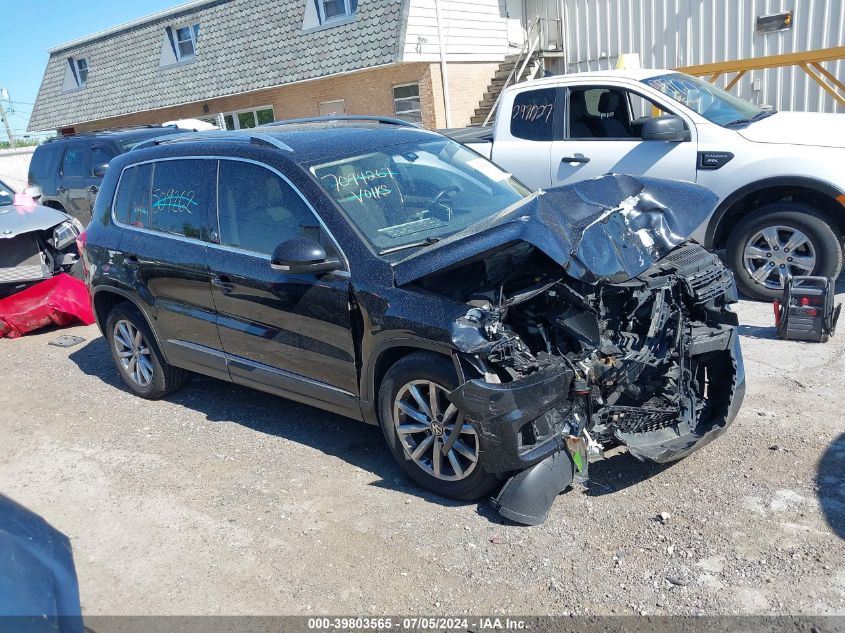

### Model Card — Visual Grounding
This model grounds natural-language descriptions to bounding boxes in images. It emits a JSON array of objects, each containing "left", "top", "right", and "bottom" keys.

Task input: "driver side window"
[
  {"left": 217, "top": 160, "right": 324, "bottom": 256},
  {"left": 568, "top": 88, "right": 673, "bottom": 139}
]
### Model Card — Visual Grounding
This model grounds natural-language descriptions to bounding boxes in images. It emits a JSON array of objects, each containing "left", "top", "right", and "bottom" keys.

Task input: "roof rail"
[
  {"left": 260, "top": 115, "right": 420, "bottom": 129},
  {"left": 132, "top": 130, "right": 294, "bottom": 152},
  {"left": 51, "top": 124, "right": 174, "bottom": 140}
]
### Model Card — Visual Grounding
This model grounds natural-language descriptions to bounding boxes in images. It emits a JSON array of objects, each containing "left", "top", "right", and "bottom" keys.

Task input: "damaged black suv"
[{"left": 81, "top": 117, "right": 745, "bottom": 524}]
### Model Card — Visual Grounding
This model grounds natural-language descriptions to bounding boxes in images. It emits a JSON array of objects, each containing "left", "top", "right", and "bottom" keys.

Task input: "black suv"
[
  {"left": 28, "top": 126, "right": 185, "bottom": 223},
  {"left": 80, "top": 117, "right": 745, "bottom": 524}
]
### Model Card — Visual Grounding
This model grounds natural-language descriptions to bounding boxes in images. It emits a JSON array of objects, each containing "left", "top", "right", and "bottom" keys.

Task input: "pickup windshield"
[
  {"left": 643, "top": 72, "right": 768, "bottom": 127},
  {"left": 310, "top": 139, "right": 530, "bottom": 253}
]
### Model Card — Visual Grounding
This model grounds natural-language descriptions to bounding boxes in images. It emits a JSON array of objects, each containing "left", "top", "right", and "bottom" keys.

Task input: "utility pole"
[{"left": 0, "top": 88, "right": 14, "bottom": 145}]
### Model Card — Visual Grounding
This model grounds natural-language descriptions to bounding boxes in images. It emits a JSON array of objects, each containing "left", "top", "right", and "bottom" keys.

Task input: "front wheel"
[
  {"left": 726, "top": 203, "right": 843, "bottom": 301},
  {"left": 377, "top": 352, "right": 499, "bottom": 500}
]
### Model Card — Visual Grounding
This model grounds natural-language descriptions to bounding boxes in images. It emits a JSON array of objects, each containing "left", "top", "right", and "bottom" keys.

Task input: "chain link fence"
[{"left": 0, "top": 146, "right": 36, "bottom": 191}]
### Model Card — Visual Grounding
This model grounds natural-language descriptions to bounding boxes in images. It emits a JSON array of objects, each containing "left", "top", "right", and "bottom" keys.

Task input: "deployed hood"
[
  {"left": 0, "top": 203, "right": 71, "bottom": 239},
  {"left": 393, "top": 174, "right": 718, "bottom": 286},
  {"left": 737, "top": 111, "right": 845, "bottom": 149}
]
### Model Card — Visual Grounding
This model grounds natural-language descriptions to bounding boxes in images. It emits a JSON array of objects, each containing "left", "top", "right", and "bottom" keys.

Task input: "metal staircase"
[{"left": 471, "top": 17, "right": 546, "bottom": 126}]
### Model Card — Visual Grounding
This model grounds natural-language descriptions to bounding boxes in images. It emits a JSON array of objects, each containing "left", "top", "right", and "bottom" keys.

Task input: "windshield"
[
  {"left": 310, "top": 139, "right": 530, "bottom": 253},
  {"left": 643, "top": 72, "right": 765, "bottom": 126},
  {"left": 0, "top": 180, "right": 14, "bottom": 206}
]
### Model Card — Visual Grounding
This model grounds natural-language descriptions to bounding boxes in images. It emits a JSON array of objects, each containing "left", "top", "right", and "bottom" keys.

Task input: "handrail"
[
  {"left": 676, "top": 45, "right": 845, "bottom": 108},
  {"left": 482, "top": 16, "right": 542, "bottom": 127}
]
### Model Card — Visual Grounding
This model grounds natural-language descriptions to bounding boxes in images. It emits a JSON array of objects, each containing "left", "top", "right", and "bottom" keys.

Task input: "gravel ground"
[{"left": 1, "top": 288, "right": 843, "bottom": 616}]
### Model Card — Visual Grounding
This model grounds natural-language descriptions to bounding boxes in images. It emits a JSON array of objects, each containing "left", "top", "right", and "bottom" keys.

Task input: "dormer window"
[
  {"left": 318, "top": 0, "right": 357, "bottom": 24},
  {"left": 63, "top": 56, "right": 89, "bottom": 92},
  {"left": 75, "top": 58, "right": 89, "bottom": 86},
  {"left": 174, "top": 23, "right": 200, "bottom": 61}
]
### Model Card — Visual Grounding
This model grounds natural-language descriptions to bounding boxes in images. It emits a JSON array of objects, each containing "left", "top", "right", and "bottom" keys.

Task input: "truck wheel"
[
  {"left": 106, "top": 302, "right": 190, "bottom": 399},
  {"left": 377, "top": 352, "right": 499, "bottom": 501},
  {"left": 726, "top": 203, "right": 843, "bottom": 301}
]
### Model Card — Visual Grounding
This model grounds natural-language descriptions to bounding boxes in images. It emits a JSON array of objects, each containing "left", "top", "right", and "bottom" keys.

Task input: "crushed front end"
[{"left": 401, "top": 176, "right": 746, "bottom": 525}]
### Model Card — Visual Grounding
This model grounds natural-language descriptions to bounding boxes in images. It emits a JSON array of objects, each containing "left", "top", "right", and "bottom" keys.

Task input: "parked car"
[
  {"left": 0, "top": 178, "right": 83, "bottom": 298},
  {"left": 79, "top": 118, "right": 745, "bottom": 524},
  {"left": 28, "top": 126, "right": 187, "bottom": 224},
  {"left": 444, "top": 69, "right": 845, "bottom": 301},
  {"left": 0, "top": 494, "right": 84, "bottom": 632}
]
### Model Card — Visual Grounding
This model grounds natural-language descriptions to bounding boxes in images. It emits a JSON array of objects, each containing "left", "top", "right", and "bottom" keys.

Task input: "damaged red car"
[{"left": 80, "top": 118, "right": 745, "bottom": 524}]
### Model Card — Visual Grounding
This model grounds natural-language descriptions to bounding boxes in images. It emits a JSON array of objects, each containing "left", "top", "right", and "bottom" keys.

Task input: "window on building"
[
  {"left": 218, "top": 106, "right": 275, "bottom": 130},
  {"left": 150, "top": 159, "right": 214, "bottom": 240},
  {"left": 174, "top": 23, "right": 200, "bottom": 61},
  {"left": 318, "top": 0, "right": 358, "bottom": 24},
  {"left": 217, "top": 160, "right": 324, "bottom": 256},
  {"left": 319, "top": 99, "right": 346, "bottom": 117},
  {"left": 393, "top": 84, "right": 422, "bottom": 123},
  {"left": 75, "top": 58, "right": 89, "bottom": 86}
]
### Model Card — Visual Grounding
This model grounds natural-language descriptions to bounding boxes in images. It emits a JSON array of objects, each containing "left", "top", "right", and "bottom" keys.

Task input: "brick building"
[{"left": 28, "top": 0, "right": 529, "bottom": 133}]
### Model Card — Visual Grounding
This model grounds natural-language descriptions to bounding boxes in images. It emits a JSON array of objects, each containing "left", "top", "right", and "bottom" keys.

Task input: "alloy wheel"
[
  {"left": 742, "top": 225, "right": 816, "bottom": 290},
  {"left": 392, "top": 380, "right": 479, "bottom": 482},
  {"left": 113, "top": 320, "right": 154, "bottom": 387}
]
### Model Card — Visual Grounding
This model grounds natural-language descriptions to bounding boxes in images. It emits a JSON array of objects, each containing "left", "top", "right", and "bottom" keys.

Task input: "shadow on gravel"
[
  {"left": 582, "top": 449, "right": 672, "bottom": 496},
  {"left": 738, "top": 324, "right": 778, "bottom": 339},
  {"left": 67, "top": 337, "right": 470, "bottom": 510},
  {"left": 816, "top": 433, "right": 845, "bottom": 540}
]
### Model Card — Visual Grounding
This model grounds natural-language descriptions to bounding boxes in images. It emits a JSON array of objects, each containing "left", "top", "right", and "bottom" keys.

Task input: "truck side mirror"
[{"left": 641, "top": 115, "right": 690, "bottom": 142}]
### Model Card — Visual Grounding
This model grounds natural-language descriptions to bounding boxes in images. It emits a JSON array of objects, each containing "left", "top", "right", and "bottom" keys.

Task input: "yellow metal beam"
[
  {"left": 799, "top": 62, "right": 845, "bottom": 108},
  {"left": 724, "top": 69, "right": 748, "bottom": 91},
  {"left": 810, "top": 61, "right": 845, "bottom": 94},
  {"left": 677, "top": 45, "right": 845, "bottom": 76}
]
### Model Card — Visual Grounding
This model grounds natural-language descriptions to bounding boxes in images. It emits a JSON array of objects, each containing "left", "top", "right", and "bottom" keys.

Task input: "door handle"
[
  {"left": 57, "top": 186, "right": 67, "bottom": 193},
  {"left": 211, "top": 275, "right": 235, "bottom": 293},
  {"left": 88, "top": 185, "right": 99, "bottom": 194},
  {"left": 561, "top": 155, "right": 591, "bottom": 164}
]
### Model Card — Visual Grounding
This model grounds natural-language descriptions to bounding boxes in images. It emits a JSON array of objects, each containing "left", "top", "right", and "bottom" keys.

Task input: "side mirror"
[
  {"left": 23, "top": 186, "right": 42, "bottom": 200},
  {"left": 270, "top": 237, "right": 340, "bottom": 274},
  {"left": 92, "top": 164, "right": 108, "bottom": 178},
  {"left": 641, "top": 115, "right": 690, "bottom": 142}
]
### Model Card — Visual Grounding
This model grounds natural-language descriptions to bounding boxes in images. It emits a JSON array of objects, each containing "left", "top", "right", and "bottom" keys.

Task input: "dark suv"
[
  {"left": 80, "top": 117, "right": 745, "bottom": 524},
  {"left": 28, "top": 126, "right": 185, "bottom": 223}
]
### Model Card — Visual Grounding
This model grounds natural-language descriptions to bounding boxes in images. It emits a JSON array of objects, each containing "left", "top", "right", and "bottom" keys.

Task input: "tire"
[
  {"left": 377, "top": 352, "right": 499, "bottom": 501},
  {"left": 105, "top": 302, "right": 190, "bottom": 399},
  {"left": 726, "top": 202, "right": 843, "bottom": 301}
]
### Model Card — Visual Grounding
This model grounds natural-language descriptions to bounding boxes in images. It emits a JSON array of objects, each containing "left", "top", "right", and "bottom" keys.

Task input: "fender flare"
[
  {"left": 90, "top": 286, "right": 169, "bottom": 363},
  {"left": 361, "top": 336, "right": 459, "bottom": 414},
  {"left": 705, "top": 176, "right": 845, "bottom": 249}
]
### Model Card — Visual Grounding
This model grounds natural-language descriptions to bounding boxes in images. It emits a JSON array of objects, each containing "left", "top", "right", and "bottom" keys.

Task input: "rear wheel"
[
  {"left": 727, "top": 203, "right": 843, "bottom": 301},
  {"left": 105, "top": 302, "right": 189, "bottom": 399},
  {"left": 377, "top": 352, "right": 499, "bottom": 500}
]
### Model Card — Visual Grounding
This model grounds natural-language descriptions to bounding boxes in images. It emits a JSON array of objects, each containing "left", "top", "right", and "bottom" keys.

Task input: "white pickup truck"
[{"left": 445, "top": 69, "right": 845, "bottom": 301}]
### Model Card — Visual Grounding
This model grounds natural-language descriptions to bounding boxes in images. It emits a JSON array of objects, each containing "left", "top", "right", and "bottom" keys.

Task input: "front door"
[
  {"left": 550, "top": 85, "right": 698, "bottom": 187},
  {"left": 207, "top": 159, "right": 359, "bottom": 417},
  {"left": 114, "top": 158, "right": 226, "bottom": 380},
  {"left": 58, "top": 142, "right": 90, "bottom": 221}
]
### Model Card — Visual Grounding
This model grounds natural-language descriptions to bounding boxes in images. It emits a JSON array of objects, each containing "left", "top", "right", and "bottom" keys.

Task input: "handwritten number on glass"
[
  {"left": 511, "top": 103, "right": 554, "bottom": 124},
  {"left": 152, "top": 189, "right": 198, "bottom": 214}
]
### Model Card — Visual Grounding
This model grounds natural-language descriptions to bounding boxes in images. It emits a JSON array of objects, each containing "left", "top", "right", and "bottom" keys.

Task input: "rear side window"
[
  {"left": 61, "top": 147, "right": 86, "bottom": 178},
  {"left": 510, "top": 88, "right": 558, "bottom": 141},
  {"left": 150, "top": 160, "right": 214, "bottom": 240},
  {"left": 217, "top": 160, "right": 324, "bottom": 256},
  {"left": 114, "top": 163, "right": 153, "bottom": 227}
]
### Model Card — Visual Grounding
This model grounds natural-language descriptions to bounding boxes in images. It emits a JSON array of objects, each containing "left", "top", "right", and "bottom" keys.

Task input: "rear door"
[
  {"left": 491, "top": 86, "right": 564, "bottom": 190},
  {"left": 58, "top": 142, "right": 90, "bottom": 221},
  {"left": 550, "top": 84, "right": 698, "bottom": 186},
  {"left": 207, "top": 159, "right": 359, "bottom": 416},
  {"left": 86, "top": 143, "right": 118, "bottom": 209},
  {"left": 114, "top": 158, "right": 227, "bottom": 380}
]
